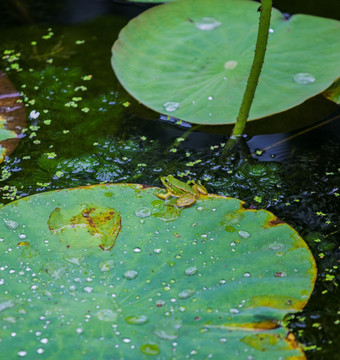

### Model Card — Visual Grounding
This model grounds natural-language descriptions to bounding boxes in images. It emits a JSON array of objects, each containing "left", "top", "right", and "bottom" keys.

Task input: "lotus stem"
[{"left": 223, "top": 0, "right": 272, "bottom": 153}]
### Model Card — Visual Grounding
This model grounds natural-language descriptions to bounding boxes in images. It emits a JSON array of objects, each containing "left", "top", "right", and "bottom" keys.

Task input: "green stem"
[{"left": 224, "top": 0, "right": 272, "bottom": 152}]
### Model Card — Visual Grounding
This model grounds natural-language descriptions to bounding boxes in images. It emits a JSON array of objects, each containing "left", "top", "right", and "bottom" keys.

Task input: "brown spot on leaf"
[{"left": 48, "top": 203, "right": 121, "bottom": 251}]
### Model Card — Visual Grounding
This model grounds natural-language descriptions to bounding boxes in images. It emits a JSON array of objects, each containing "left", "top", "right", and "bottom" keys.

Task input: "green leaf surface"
[
  {"left": 112, "top": 0, "right": 340, "bottom": 125},
  {"left": 0, "top": 184, "right": 316, "bottom": 359}
]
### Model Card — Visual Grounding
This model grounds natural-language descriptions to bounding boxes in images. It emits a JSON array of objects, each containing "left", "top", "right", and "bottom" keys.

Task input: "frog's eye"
[{"left": 164, "top": 178, "right": 169, "bottom": 183}]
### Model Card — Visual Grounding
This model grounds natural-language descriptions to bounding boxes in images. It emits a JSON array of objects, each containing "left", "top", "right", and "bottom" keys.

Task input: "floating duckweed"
[
  {"left": 124, "top": 270, "right": 138, "bottom": 280},
  {"left": 140, "top": 344, "right": 160, "bottom": 356},
  {"left": 125, "top": 315, "right": 148, "bottom": 325}
]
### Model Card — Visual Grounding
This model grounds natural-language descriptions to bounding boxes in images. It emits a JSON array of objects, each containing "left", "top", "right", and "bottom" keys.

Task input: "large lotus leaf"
[
  {"left": 0, "top": 184, "right": 316, "bottom": 359},
  {"left": 0, "top": 71, "right": 26, "bottom": 163},
  {"left": 112, "top": 0, "right": 340, "bottom": 125}
]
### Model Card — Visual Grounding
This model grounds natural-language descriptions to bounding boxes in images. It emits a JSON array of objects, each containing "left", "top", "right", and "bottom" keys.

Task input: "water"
[
  {"left": 293, "top": 72, "right": 316, "bottom": 85},
  {"left": 195, "top": 17, "right": 222, "bottom": 31},
  {"left": 0, "top": 1, "right": 339, "bottom": 359}
]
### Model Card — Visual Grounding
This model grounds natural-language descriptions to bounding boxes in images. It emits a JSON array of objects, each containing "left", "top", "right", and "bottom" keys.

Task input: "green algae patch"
[{"left": 0, "top": 183, "right": 315, "bottom": 359}]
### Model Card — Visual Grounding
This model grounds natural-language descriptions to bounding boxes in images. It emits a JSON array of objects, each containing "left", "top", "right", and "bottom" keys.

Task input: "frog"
[{"left": 155, "top": 175, "right": 208, "bottom": 207}]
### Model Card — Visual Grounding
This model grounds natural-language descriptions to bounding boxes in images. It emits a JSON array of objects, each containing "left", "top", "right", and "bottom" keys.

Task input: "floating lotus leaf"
[
  {"left": 0, "top": 183, "right": 316, "bottom": 359},
  {"left": 0, "top": 71, "right": 26, "bottom": 163},
  {"left": 112, "top": 0, "right": 340, "bottom": 125}
]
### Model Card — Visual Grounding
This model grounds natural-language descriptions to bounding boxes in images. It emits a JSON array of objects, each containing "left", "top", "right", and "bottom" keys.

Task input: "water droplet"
[
  {"left": 154, "top": 329, "right": 177, "bottom": 340},
  {"left": 95, "top": 309, "right": 118, "bottom": 322},
  {"left": 184, "top": 266, "right": 197, "bottom": 276},
  {"left": 125, "top": 315, "right": 148, "bottom": 325},
  {"left": 83, "top": 286, "right": 93, "bottom": 293},
  {"left": 154, "top": 248, "right": 161, "bottom": 254},
  {"left": 124, "top": 270, "right": 138, "bottom": 280},
  {"left": 195, "top": 17, "right": 222, "bottom": 31},
  {"left": 141, "top": 344, "right": 160, "bottom": 356},
  {"left": 268, "top": 242, "right": 284, "bottom": 251},
  {"left": 135, "top": 207, "right": 151, "bottom": 218},
  {"left": 208, "top": 96, "right": 213, "bottom": 101},
  {"left": 229, "top": 308, "right": 240, "bottom": 314},
  {"left": 293, "top": 72, "right": 315, "bottom": 85},
  {"left": 178, "top": 288, "right": 195, "bottom": 299},
  {"left": 5, "top": 220, "right": 19, "bottom": 230},
  {"left": 99, "top": 260, "right": 115, "bottom": 272},
  {"left": 269, "top": 28, "right": 274, "bottom": 33},
  {"left": 17, "top": 351, "right": 27, "bottom": 357},
  {"left": 238, "top": 230, "right": 250, "bottom": 239},
  {"left": 224, "top": 60, "right": 238, "bottom": 70},
  {"left": 133, "top": 247, "right": 142, "bottom": 253},
  {"left": 243, "top": 272, "right": 251, "bottom": 277},
  {"left": 163, "top": 101, "right": 180, "bottom": 112}
]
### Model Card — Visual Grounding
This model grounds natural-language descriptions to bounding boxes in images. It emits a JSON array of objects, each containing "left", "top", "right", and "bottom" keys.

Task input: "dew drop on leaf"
[
  {"left": 5, "top": 220, "right": 19, "bottom": 230},
  {"left": 95, "top": 309, "right": 118, "bottom": 322},
  {"left": 195, "top": 17, "right": 222, "bottom": 31},
  {"left": 135, "top": 207, "right": 151, "bottom": 218},
  {"left": 125, "top": 314, "right": 148, "bottom": 325},
  {"left": 238, "top": 230, "right": 250, "bottom": 239},
  {"left": 224, "top": 60, "right": 238, "bottom": 69},
  {"left": 124, "top": 270, "right": 138, "bottom": 280},
  {"left": 293, "top": 72, "right": 315, "bottom": 84},
  {"left": 163, "top": 102, "right": 180, "bottom": 112},
  {"left": 184, "top": 266, "right": 197, "bottom": 276},
  {"left": 178, "top": 288, "right": 195, "bottom": 299}
]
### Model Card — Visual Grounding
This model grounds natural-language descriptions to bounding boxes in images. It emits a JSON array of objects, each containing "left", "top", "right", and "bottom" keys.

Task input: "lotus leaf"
[
  {"left": 112, "top": 0, "right": 340, "bottom": 125},
  {"left": 0, "top": 183, "right": 316, "bottom": 359}
]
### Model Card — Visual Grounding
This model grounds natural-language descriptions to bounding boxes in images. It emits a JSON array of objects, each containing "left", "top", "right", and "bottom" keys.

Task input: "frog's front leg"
[{"left": 155, "top": 190, "right": 171, "bottom": 200}]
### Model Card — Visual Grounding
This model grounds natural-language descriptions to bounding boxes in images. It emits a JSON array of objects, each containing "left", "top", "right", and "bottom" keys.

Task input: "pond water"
[{"left": 0, "top": 0, "right": 339, "bottom": 359}]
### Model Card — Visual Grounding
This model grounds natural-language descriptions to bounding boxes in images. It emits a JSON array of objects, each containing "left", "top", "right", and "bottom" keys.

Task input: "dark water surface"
[{"left": 0, "top": 0, "right": 339, "bottom": 359}]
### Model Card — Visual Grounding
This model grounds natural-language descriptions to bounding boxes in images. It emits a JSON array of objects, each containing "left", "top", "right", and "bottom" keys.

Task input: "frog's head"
[{"left": 160, "top": 175, "right": 175, "bottom": 190}]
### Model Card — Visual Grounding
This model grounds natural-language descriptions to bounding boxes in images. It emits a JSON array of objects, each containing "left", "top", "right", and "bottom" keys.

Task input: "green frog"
[{"left": 155, "top": 175, "right": 208, "bottom": 207}]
